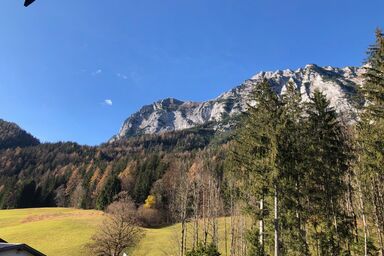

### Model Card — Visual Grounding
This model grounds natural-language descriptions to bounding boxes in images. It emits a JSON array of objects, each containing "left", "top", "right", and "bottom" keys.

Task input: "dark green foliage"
[
  {"left": 361, "top": 28, "right": 384, "bottom": 118},
  {"left": 277, "top": 82, "right": 310, "bottom": 255},
  {"left": 16, "top": 181, "right": 39, "bottom": 208},
  {"left": 350, "top": 236, "right": 377, "bottom": 255},
  {"left": 246, "top": 227, "right": 264, "bottom": 256},
  {"left": 228, "top": 79, "right": 281, "bottom": 253},
  {"left": 228, "top": 81, "right": 355, "bottom": 255},
  {"left": 0, "top": 126, "right": 219, "bottom": 210},
  {"left": 110, "top": 126, "right": 215, "bottom": 152},
  {"left": 231, "top": 79, "right": 281, "bottom": 198},
  {"left": 96, "top": 175, "right": 121, "bottom": 210},
  {"left": 303, "top": 90, "right": 355, "bottom": 255},
  {"left": 133, "top": 155, "right": 167, "bottom": 203},
  {"left": 186, "top": 243, "right": 221, "bottom": 256},
  {"left": 0, "top": 119, "right": 39, "bottom": 150},
  {"left": 14, "top": 180, "right": 54, "bottom": 208},
  {"left": 356, "top": 28, "right": 384, "bottom": 254}
]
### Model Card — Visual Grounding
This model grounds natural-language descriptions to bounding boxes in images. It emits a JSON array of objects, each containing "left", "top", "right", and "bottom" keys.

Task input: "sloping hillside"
[
  {"left": 0, "top": 208, "right": 231, "bottom": 256},
  {"left": 0, "top": 119, "right": 39, "bottom": 150},
  {"left": 0, "top": 127, "right": 222, "bottom": 209},
  {"left": 0, "top": 208, "right": 104, "bottom": 256}
]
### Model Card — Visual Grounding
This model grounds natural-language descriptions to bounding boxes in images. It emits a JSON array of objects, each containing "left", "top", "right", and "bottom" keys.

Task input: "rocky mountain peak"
[
  {"left": 153, "top": 98, "right": 185, "bottom": 111},
  {"left": 110, "top": 64, "right": 364, "bottom": 142}
]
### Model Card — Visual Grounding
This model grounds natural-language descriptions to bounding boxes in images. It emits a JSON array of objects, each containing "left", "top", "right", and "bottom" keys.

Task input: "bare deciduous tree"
[{"left": 85, "top": 198, "right": 144, "bottom": 256}]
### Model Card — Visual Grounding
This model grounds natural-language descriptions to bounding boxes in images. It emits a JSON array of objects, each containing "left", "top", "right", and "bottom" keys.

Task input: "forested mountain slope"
[
  {"left": 0, "top": 64, "right": 363, "bottom": 211},
  {"left": 0, "top": 119, "right": 39, "bottom": 150},
  {"left": 0, "top": 126, "right": 225, "bottom": 210}
]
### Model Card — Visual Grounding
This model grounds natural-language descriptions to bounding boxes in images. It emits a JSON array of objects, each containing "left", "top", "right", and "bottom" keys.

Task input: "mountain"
[
  {"left": 0, "top": 119, "right": 40, "bottom": 150},
  {"left": 111, "top": 64, "right": 364, "bottom": 141},
  {"left": 0, "top": 64, "right": 366, "bottom": 211}
]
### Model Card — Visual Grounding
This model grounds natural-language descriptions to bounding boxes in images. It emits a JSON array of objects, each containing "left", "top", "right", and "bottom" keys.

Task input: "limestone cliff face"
[{"left": 110, "top": 64, "right": 363, "bottom": 142}]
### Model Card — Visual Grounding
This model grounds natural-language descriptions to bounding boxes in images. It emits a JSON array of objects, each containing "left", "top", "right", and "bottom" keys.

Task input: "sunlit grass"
[
  {"left": 0, "top": 208, "right": 233, "bottom": 256},
  {"left": 0, "top": 208, "right": 104, "bottom": 256}
]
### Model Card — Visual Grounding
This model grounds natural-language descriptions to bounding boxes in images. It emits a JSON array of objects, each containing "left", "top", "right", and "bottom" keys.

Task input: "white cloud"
[
  {"left": 92, "top": 69, "right": 102, "bottom": 76},
  {"left": 117, "top": 73, "right": 128, "bottom": 80},
  {"left": 104, "top": 99, "right": 113, "bottom": 106}
]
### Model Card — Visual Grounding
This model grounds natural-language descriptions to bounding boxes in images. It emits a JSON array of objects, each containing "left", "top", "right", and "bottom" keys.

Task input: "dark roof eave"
[{"left": 0, "top": 243, "right": 46, "bottom": 256}]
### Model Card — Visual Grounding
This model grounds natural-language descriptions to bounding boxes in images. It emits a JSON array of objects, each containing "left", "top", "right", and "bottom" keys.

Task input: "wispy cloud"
[
  {"left": 92, "top": 69, "right": 102, "bottom": 76},
  {"left": 104, "top": 99, "right": 113, "bottom": 106},
  {"left": 116, "top": 73, "right": 129, "bottom": 80}
]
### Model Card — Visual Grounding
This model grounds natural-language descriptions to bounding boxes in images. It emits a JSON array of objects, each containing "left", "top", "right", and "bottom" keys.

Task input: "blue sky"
[{"left": 0, "top": 0, "right": 383, "bottom": 145}]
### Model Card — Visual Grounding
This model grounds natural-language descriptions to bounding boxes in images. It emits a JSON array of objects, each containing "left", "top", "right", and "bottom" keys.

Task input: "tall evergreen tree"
[
  {"left": 229, "top": 79, "right": 282, "bottom": 255},
  {"left": 361, "top": 28, "right": 384, "bottom": 118},
  {"left": 304, "top": 90, "right": 354, "bottom": 255},
  {"left": 356, "top": 28, "right": 384, "bottom": 255},
  {"left": 96, "top": 175, "right": 122, "bottom": 210},
  {"left": 277, "top": 82, "right": 309, "bottom": 255}
]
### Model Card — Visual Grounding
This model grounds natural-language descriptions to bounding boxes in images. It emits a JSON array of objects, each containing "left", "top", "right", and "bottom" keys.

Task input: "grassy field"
[
  {"left": 0, "top": 208, "right": 231, "bottom": 256},
  {"left": 0, "top": 208, "right": 104, "bottom": 256},
  {"left": 131, "top": 218, "right": 232, "bottom": 256}
]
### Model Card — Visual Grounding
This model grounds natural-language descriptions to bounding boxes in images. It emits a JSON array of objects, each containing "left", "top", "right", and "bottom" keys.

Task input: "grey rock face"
[{"left": 110, "top": 64, "right": 364, "bottom": 142}]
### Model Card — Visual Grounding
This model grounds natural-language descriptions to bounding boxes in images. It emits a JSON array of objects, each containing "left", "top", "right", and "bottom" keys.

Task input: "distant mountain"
[
  {"left": 0, "top": 63, "right": 366, "bottom": 210},
  {"left": 111, "top": 64, "right": 364, "bottom": 142},
  {"left": 0, "top": 119, "right": 40, "bottom": 150}
]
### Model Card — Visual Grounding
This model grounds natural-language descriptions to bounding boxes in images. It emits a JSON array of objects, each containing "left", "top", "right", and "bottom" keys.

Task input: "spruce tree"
[
  {"left": 229, "top": 79, "right": 281, "bottom": 255},
  {"left": 361, "top": 28, "right": 384, "bottom": 118},
  {"left": 304, "top": 90, "right": 354, "bottom": 255},
  {"left": 96, "top": 175, "right": 121, "bottom": 210},
  {"left": 356, "top": 28, "right": 384, "bottom": 255},
  {"left": 277, "top": 82, "right": 309, "bottom": 255}
]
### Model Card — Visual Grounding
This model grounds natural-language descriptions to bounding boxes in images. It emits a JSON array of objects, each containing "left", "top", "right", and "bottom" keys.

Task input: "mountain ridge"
[
  {"left": 111, "top": 64, "right": 364, "bottom": 142},
  {"left": 0, "top": 64, "right": 366, "bottom": 210},
  {"left": 0, "top": 119, "right": 40, "bottom": 150}
]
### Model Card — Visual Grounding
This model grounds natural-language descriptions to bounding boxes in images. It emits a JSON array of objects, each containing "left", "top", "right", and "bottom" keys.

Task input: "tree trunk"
[
  {"left": 259, "top": 197, "right": 264, "bottom": 252},
  {"left": 192, "top": 182, "right": 199, "bottom": 249},
  {"left": 224, "top": 213, "right": 228, "bottom": 256},
  {"left": 274, "top": 187, "right": 279, "bottom": 256},
  {"left": 358, "top": 179, "right": 369, "bottom": 256},
  {"left": 240, "top": 214, "right": 247, "bottom": 256},
  {"left": 371, "top": 181, "right": 384, "bottom": 256},
  {"left": 202, "top": 183, "right": 208, "bottom": 247},
  {"left": 180, "top": 219, "right": 185, "bottom": 256},
  {"left": 230, "top": 188, "right": 235, "bottom": 256},
  {"left": 347, "top": 172, "right": 359, "bottom": 240}
]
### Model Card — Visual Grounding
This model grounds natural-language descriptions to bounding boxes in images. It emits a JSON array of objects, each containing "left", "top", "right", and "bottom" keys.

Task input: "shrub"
[
  {"left": 186, "top": 243, "right": 221, "bottom": 256},
  {"left": 136, "top": 205, "right": 163, "bottom": 227}
]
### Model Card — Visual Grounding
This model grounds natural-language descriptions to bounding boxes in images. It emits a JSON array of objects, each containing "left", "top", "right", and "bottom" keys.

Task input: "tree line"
[
  {"left": 224, "top": 29, "right": 384, "bottom": 256},
  {"left": 161, "top": 29, "right": 383, "bottom": 256},
  {"left": 0, "top": 28, "right": 382, "bottom": 256},
  {"left": 0, "top": 127, "right": 218, "bottom": 212}
]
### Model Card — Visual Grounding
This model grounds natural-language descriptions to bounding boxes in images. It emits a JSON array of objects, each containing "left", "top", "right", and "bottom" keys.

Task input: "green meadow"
[
  {"left": 0, "top": 208, "right": 231, "bottom": 256},
  {"left": 0, "top": 208, "right": 104, "bottom": 256}
]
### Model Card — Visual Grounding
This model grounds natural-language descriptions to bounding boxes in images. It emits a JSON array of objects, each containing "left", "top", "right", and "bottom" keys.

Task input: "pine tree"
[
  {"left": 356, "top": 28, "right": 384, "bottom": 255},
  {"left": 304, "top": 90, "right": 354, "bottom": 255},
  {"left": 96, "top": 175, "right": 121, "bottom": 210},
  {"left": 228, "top": 79, "right": 281, "bottom": 255},
  {"left": 361, "top": 28, "right": 384, "bottom": 118},
  {"left": 277, "top": 82, "right": 309, "bottom": 255}
]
